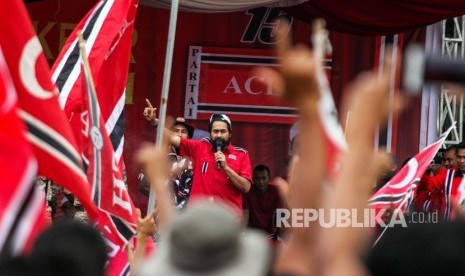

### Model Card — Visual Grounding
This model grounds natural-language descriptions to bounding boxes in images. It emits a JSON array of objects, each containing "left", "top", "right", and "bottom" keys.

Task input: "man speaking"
[{"left": 167, "top": 113, "right": 252, "bottom": 216}]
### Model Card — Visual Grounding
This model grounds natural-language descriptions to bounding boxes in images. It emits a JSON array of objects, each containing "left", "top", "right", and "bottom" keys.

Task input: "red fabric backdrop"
[
  {"left": 26, "top": 0, "right": 426, "bottom": 214},
  {"left": 287, "top": 0, "right": 465, "bottom": 35}
]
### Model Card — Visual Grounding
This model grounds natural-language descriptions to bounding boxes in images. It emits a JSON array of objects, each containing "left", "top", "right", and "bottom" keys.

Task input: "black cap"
[{"left": 173, "top": 117, "right": 194, "bottom": 138}]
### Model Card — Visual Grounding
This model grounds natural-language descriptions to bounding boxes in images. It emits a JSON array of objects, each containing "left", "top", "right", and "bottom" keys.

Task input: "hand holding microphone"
[
  {"left": 215, "top": 151, "right": 226, "bottom": 169},
  {"left": 213, "top": 138, "right": 226, "bottom": 169}
]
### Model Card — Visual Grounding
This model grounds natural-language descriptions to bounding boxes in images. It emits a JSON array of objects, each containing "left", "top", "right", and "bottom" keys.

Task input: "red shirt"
[
  {"left": 416, "top": 168, "right": 465, "bottom": 219},
  {"left": 179, "top": 138, "right": 252, "bottom": 215},
  {"left": 243, "top": 184, "right": 284, "bottom": 235}
]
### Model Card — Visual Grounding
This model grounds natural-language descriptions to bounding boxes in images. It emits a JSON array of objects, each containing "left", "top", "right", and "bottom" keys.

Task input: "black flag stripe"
[
  {"left": 55, "top": 1, "right": 108, "bottom": 92},
  {"left": 24, "top": 116, "right": 83, "bottom": 173}
]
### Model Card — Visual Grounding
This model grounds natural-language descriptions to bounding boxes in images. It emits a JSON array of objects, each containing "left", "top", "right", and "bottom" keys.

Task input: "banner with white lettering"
[{"left": 184, "top": 46, "right": 332, "bottom": 124}]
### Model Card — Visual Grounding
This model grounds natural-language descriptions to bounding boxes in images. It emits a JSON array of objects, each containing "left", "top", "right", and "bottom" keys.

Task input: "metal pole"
[
  {"left": 147, "top": 0, "right": 180, "bottom": 214},
  {"left": 386, "top": 34, "right": 398, "bottom": 153}
]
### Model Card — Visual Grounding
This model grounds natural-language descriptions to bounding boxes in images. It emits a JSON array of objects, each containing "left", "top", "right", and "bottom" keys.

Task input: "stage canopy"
[{"left": 140, "top": 0, "right": 465, "bottom": 35}]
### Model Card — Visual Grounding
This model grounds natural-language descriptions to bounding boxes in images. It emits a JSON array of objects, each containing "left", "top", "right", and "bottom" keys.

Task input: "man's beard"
[{"left": 212, "top": 137, "right": 229, "bottom": 151}]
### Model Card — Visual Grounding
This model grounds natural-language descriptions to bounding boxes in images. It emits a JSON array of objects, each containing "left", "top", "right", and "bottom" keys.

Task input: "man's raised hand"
[
  {"left": 143, "top": 98, "right": 158, "bottom": 126},
  {"left": 253, "top": 20, "right": 319, "bottom": 108}
]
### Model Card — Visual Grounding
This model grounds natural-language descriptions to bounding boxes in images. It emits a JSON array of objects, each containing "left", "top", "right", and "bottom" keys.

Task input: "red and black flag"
[
  {"left": 79, "top": 36, "right": 138, "bottom": 276},
  {"left": 0, "top": 0, "right": 98, "bottom": 219},
  {"left": 51, "top": 0, "right": 139, "bottom": 173},
  {"left": 0, "top": 45, "right": 47, "bottom": 260},
  {"left": 369, "top": 126, "right": 453, "bottom": 212}
]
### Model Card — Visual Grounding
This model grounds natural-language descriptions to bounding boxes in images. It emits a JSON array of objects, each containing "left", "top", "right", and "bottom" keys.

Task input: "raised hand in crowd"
[
  {"left": 255, "top": 19, "right": 404, "bottom": 276},
  {"left": 132, "top": 142, "right": 176, "bottom": 275},
  {"left": 135, "top": 208, "right": 158, "bottom": 237},
  {"left": 128, "top": 208, "right": 158, "bottom": 275},
  {"left": 143, "top": 98, "right": 158, "bottom": 126},
  {"left": 254, "top": 19, "right": 326, "bottom": 276},
  {"left": 321, "top": 50, "right": 404, "bottom": 276},
  {"left": 135, "top": 143, "right": 174, "bottom": 231}
]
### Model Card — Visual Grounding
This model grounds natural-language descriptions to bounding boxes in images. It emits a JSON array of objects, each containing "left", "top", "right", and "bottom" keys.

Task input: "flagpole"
[
  {"left": 372, "top": 194, "right": 409, "bottom": 247},
  {"left": 77, "top": 32, "right": 96, "bottom": 103},
  {"left": 148, "top": 0, "right": 180, "bottom": 214},
  {"left": 77, "top": 31, "right": 100, "bottom": 203}
]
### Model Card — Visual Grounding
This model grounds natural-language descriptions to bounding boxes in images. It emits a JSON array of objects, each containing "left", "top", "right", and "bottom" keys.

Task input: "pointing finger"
[{"left": 145, "top": 98, "right": 153, "bottom": 109}]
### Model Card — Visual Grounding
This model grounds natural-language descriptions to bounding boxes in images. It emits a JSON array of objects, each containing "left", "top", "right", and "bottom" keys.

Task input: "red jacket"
[
  {"left": 415, "top": 168, "right": 465, "bottom": 220},
  {"left": 179, "top": 138, "right": 252, "bottom": 216}
]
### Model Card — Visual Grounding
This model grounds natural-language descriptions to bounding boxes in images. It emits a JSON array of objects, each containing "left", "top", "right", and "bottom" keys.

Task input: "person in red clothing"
[
  {"left": 443, "top": 144, "right": 457, "bottom": 169},
  {"left": 415, "top": 142, "right": 465, "bottom": 220},
  {"left": 243, "top": 165, "right": 284, "bottom": 240},
  {"left": 167, "top": 113, "right": 252, "bottom": 216}
]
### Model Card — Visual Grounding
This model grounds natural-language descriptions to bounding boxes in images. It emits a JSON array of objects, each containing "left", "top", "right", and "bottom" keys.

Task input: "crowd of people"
[{"left": 3, "top": 21, "right": 465, "bottom": 276}]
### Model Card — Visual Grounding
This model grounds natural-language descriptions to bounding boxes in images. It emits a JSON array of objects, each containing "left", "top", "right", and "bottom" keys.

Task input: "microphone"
[
  {"left": 216, "top": 145, "right": 222, "bottom": 169},
  {"left": 403, "top": 45, "right": 465, "bottom": 93},
  {"left": 213, "top": 138, "right": 225, "bottom": 170}
]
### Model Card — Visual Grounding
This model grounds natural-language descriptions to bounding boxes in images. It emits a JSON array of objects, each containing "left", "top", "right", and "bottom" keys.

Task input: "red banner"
[{"left": 185, "top": 46, "right": 332, "bottom": 124}]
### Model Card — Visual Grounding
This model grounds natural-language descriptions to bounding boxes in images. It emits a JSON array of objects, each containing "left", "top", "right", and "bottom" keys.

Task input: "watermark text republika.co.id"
[{"left": 275, "top": 208, "right": 439, "bottom": 228}]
